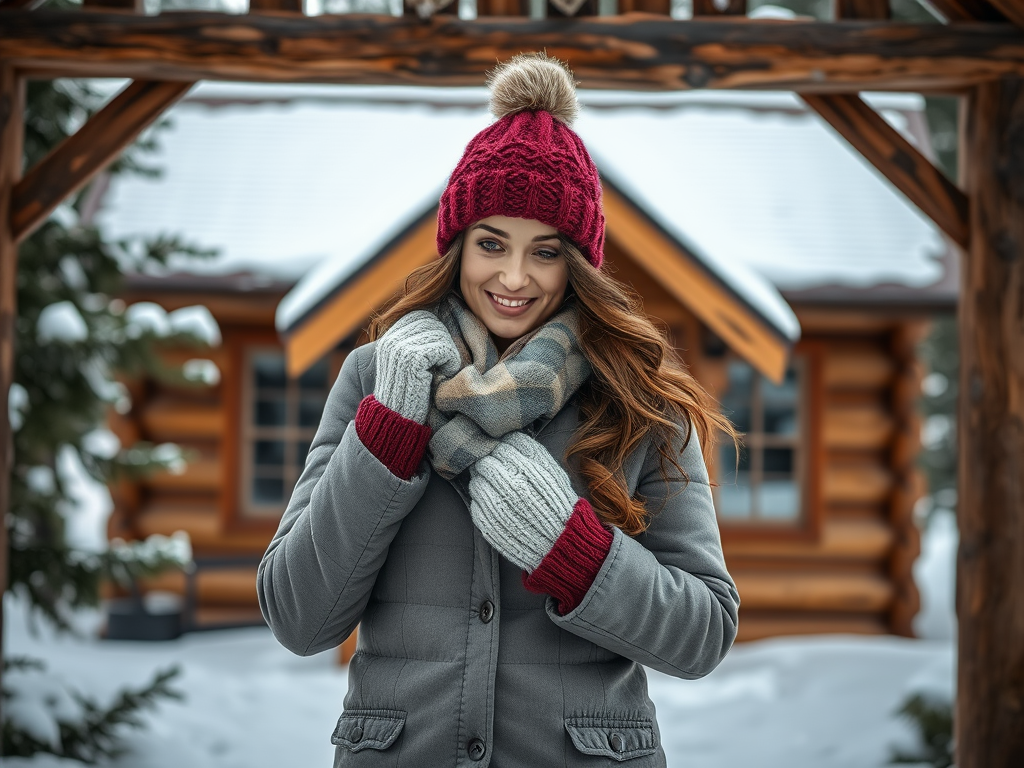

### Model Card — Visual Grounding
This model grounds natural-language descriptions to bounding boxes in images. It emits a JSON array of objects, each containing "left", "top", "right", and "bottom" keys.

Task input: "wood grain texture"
[
  {"left": 957, "top": 78, "right": 1024, "bottom": 768},
  {"left": 984, "top": 0, "right": 1024, "bottom": 28},
  {"left": 0, "top": 63, "right": 23, "bottom": 726},
  {"left": 732, "top": 571, "right": 894, "bottom": 611},
  {"left": 834, "top": 0, "right": 890, "bottom": 19},
  {"left": 82, "top": 0, "right": 142, "bottom": 10},
  {"left": 736, "top": 613, "right": 888, "bottom": 641},
  {"left": 616, "top": 0, "right": 670, "bottom": 14},
  {"left": 801, "top": 93, "right": 969, "bottom": 248},
  {"left": 248, "top": 0, "right": 304, "bottom": 12},
  {"left": 923, "top": 0, "right": 1007, "bottom": 22},
  {"left": 2, "top": 12, "right": 1024, "bottom": 92},
  {"left": 10, "top": 79, "right": 193, "bottom": 244},
  {"left": 822, "top": 344, "right": 895, "bottom": 389}
]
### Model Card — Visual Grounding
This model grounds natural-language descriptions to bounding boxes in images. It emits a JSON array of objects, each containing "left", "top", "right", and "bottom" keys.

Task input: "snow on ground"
[{"left": 5, "top": 511, "right": 958, "bottom": 767}]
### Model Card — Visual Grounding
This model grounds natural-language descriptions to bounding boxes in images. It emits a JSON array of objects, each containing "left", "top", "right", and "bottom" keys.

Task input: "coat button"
[
  {"left": 350, "top": 725, "right": 363, "bottom": 743},
  {"left": 468, "top": 738, "right": 486, "bottom": 761},
  {"left": 479, "top": 600, "right": 494, "bottom": 624},
  {"left": 609, "top": 732, "right": 626, "bottom": 753}
]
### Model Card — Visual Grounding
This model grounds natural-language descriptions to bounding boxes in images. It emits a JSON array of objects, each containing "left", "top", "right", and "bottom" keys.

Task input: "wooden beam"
[
  {"left": 248, "top": 0, "right": 304, "bottom": 12},
  {"left": 81, "top": 0, "right": 142, "bottom": 10},
  {"left": 957, "top": 77, "right": 1024, "bottom": 768},
  {"left": 923, "top": 0, "right": 1007, "bottom": 21},
  {"left": 801, "top": 93, "right": 969, "bottom": 248},
  {"left": 2, "top": 12, "right": 1024, "bottom": 92},
  {"left": 834, "top": 0, "right": 890, "bottom": 19},
  {"left": 0, "top": 62, "right": 25, "bottom": 728},
  {"left": 0, "top": 0, "right": 47, "bottom": 9},
  {"left": 10, "top": 79, "right": 194, "bottom": 244},
  {"left": 980, "top": 0, "right": 1024, "bottom": 27}
]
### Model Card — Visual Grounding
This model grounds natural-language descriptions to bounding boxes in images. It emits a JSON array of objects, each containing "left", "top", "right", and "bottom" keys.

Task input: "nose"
[{"left": 498, "top": 255, "right": 530, "bottom": 292}]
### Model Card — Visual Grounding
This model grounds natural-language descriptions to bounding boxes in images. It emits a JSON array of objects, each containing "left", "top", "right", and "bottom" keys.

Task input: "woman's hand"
[
  {"left": 468, "top": 431, "right": 578, "bottom": 572},
  {"left": 374, "top": 311, "right": 462, "bottom": 424}
]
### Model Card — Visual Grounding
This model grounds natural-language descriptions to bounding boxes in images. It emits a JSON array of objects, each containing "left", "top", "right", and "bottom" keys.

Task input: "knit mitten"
[
  {"left": 468, "top": 431, "right": 581, "bottom": 571},
  {"left": 374, "top": 311, "right": 461, "bottom": 424}
]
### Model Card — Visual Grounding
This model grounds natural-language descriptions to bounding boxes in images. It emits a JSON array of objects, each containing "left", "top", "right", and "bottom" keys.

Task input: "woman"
[{"left": 258, "top": 53, "right": 739, "bottom": 767}]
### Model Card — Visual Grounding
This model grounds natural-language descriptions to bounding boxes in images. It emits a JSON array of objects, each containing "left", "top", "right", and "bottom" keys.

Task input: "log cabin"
[
  {"left": 5, "top": 1, "right": 1023, "bottom": 761},
  {"left": 90, "top": 82, "right": 954, "bottom": 647}
]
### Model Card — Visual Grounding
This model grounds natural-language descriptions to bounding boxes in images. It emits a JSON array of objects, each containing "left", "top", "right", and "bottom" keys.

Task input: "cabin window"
[
  {"left": 240, "top": 348, "right": 330, "bottom": 518},
  {"left": 714, "top": 357, "right": 806, "bottom": 524}
]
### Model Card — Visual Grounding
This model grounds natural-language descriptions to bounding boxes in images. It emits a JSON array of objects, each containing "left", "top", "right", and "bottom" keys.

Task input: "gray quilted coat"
[{"left": 257, "top": 342, "right": 740, "bottom": 767}]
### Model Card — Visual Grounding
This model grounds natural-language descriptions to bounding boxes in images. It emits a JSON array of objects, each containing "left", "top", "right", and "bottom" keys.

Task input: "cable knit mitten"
[
  {"left": 468, "top": 432, "right": 581, "bottom": 571},
  {"left": 354, "top": 312, "right": 460, "bottom": 481},
  {"left": 374, "top": 311, "right": 461, "bottom": 424}
]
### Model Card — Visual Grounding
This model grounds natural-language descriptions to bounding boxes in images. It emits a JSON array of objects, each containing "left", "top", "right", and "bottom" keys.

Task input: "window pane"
[
  {"left": 758, "top": 477, "right": 800, "bottom": 520},
  {"left": 763, "top": 447, "right": 794, "bottom": 474},
  {"left": 763, "top": 366, "right": 798, "bottom": 436},
  {"left": 299, "top": 359, "right": 329, "bottom": 390},
  {"left": 255, "top": 440, "right": 285, "bottom": 467},
  {"left": 721, "top": 360, "right": 753, "bottom": 433},
  {"left": 253, "top": 353, "right": 287, "bottom": 388},
  {"left": 716, "top": 442, "right": 752, "bottom": 519},
  {"left": 295, "top": 440, "right": 311, "bottom": 468},
  {"left": 255, "top": 398, "right": 287, "bottom": 426},
  {"left": 298, "top": 394, "right": 326, "bottom": 428},
  {"left": 253, "top": 476, "right": 284, "bottom": 504}
]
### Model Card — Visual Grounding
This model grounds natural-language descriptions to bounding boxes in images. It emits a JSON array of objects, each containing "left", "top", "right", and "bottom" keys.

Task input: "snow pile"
[{"left": 36, "top": 302, "right": 88, "bottom": 344}]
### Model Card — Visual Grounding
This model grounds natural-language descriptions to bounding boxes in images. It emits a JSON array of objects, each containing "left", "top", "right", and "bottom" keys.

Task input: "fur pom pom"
[{"left": 487, "top": 52, "right": 580, "bottom": 126}]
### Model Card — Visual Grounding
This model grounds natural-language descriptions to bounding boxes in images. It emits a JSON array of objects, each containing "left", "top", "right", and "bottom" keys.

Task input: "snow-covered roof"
[{"left": 94, "top": 83, "right": 946, "bottom": 325}]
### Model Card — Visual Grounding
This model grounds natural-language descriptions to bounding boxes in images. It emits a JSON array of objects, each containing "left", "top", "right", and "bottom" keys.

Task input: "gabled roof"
[{"left": 279, "top": 175, "right": 799, "bottom": 381}]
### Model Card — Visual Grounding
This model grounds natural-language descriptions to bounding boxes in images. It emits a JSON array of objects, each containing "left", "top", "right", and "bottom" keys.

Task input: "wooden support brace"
[
  {"left": 801, "top": 93, "right": 969, "bottom": 249},
  {"left": 10, "top": 79, "right": 194, "bottom": 245},
  {"left": 922, "top": 0, "right": 1007, "bottom": 21},
  {"left": 972, "top": 0, "right": 1024, "bottom": 26}
]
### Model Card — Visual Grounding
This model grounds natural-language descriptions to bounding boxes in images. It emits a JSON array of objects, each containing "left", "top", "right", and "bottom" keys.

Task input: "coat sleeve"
[
  {"left": 256, "top": 342, "right": 431, "bottom": 657},
  {"left": 543, "top": 424, "right": 740, "bottom": 680}
]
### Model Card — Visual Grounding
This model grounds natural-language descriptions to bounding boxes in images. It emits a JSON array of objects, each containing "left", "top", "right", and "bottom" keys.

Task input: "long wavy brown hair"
[{"left": 368, "top": 234, "right": 737, "bottom": 536}]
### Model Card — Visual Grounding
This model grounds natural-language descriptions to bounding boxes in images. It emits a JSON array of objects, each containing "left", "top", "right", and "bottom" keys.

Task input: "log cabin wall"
[
  {"left": 604, "top": 236, "right": 927, "bottom": 641},
  {"left": 112, "top": 265, "right": 929, "bottom": 638}
]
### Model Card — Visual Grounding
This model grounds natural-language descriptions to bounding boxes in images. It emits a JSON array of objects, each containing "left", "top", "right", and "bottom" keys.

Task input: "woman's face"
[{"left": 460, "top": 216, "right": 570, "bottom": 352}]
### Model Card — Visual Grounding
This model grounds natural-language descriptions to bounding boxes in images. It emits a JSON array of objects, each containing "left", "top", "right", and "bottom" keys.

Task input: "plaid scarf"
[{"left": 426, "top": 293, "right": 592, "bottom": 480}]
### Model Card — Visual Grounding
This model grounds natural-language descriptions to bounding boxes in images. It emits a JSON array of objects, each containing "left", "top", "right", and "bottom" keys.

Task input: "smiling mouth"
[{"left": 487, "top": 291, "right": 536, "bottom": 309}]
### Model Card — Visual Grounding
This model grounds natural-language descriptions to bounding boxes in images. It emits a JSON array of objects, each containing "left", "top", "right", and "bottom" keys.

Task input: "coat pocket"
[
  {"left": 564, "top": 716, "right": 658, "bottom": 762},
  {"left": 331, "top": 709, "right": 406, "bottom": 752}
]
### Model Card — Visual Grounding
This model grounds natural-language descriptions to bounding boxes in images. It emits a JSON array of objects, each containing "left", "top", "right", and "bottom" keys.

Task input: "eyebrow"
[{"left": 471, "top": 224, "right": 560, "bottom": 242}]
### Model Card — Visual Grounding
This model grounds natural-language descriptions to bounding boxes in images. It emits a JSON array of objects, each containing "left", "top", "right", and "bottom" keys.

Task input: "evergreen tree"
[{"left": 3, "top": 11, "right": 217, "bottom": 759}]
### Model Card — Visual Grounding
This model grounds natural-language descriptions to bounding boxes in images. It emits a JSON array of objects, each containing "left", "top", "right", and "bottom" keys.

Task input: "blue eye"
[
  {"left": 537, "top": 249, "right": 560, "bottom": 261},
  {"left": 478, "top": 239, "right": 502, "bottom": 252}
]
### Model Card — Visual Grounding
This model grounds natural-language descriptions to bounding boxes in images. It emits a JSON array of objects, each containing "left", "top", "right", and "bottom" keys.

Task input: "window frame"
[
  {"left": 713, "top": 340, "right": 825, "bottom": 544},
  {"left": 221, "top": 329, "right": 337, "bottom": 532}
]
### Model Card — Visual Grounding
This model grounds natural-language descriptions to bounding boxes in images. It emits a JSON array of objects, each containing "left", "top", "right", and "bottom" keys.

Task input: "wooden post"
[
  {"left": 0, "top": 63, "right": 25, "bottom": 726},
  {"left": 957, "top": 78, "right": 1024, "bottom": 767}
]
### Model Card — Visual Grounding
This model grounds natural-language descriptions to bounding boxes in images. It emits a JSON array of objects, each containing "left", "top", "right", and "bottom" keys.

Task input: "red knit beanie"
[{"left": 437, "top": 53, "right": 605, "bottom": 269}]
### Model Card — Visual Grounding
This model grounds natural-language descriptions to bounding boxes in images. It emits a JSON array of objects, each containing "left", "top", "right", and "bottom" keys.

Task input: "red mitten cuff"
[
  {"left": 354, "top": 395, "right": 432, "bottom": 481},
  {"left": 523, "top": 498, "right": 613, "bottom": 615}
]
